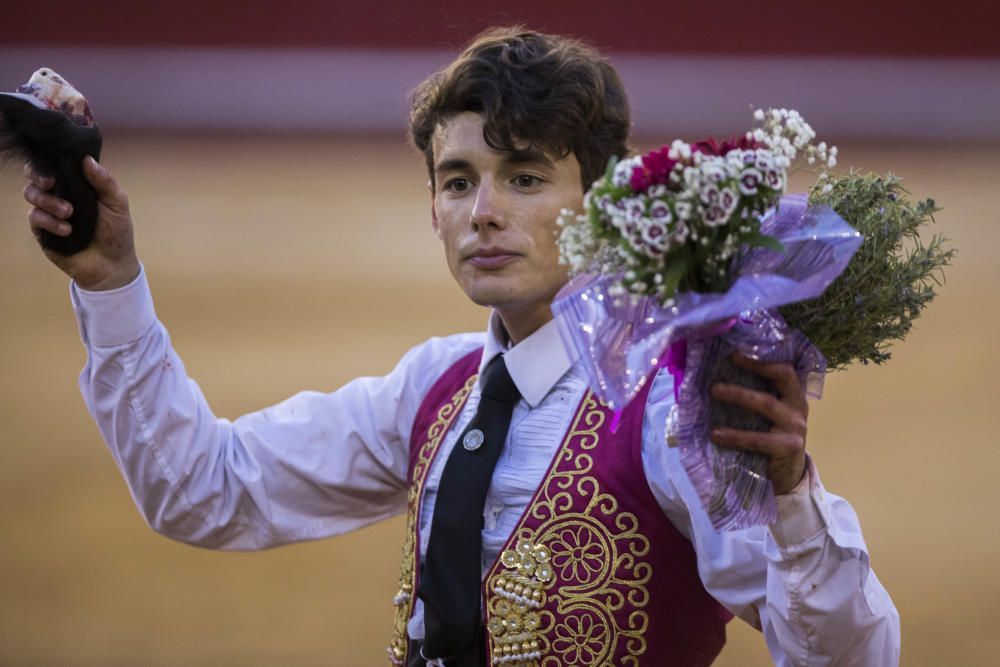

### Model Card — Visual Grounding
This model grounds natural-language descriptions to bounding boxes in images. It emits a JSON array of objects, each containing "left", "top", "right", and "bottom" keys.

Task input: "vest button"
[{"left": 463, "top": 428, "right": 485, "bottom": 451}]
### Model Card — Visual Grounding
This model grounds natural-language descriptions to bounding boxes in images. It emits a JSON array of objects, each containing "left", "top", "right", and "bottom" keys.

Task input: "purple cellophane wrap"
[{"left": 551, "top": 193, "right": 862, "bottom": 530}]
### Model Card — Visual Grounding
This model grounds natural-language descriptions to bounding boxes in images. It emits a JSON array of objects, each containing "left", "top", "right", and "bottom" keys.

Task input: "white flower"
[
  {"left": 640, "top": 219, "right": 668, "bottom": 248},
  {"left": 669, "top": 218, "right": 690, "bottom": 243},
  {"left": 765, "top": 168, "right": 785, "bottom": 191},
  {"left": 703, "top": 204, "right": 729, "bottom": 227},
  {"left": 738, "top": 167, "right": 762, "bottom": 195},
  {"left": 754, "top": 150, "right": 775, "bottom": 171},
  {"left": 719, "top": 187, "right": 739, "bottom": 215},
  {"left": 701, "top": 161, "right": 727, "bottom": 184},
  {"left": 701, "top": 184, "right": 721, "bottom": 205},
  {"left": 612, "top": 156, "right": 641, "bottom": 188},
  {"left": 682, "top": 166, "right": 701, "bottom": 188},
  {"left": 668, "top": 139, "right": 692, "bottom": 161},
  {"left": 674, "top": 200, "right": 694, "bottom": 221},
  {"left": 754, "top": 108, "right": 765, "bottom": 121},
  {"left": 648, "top": 200, "right": 672, "bottom": 222},
  {"left": 623, "top": 196, "right": 646, "bottom": 222}
]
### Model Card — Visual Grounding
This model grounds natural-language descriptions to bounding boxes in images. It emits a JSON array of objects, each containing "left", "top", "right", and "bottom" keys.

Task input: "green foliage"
[{"left": 779, "top": 172, "right": 955, "bottom": 370}]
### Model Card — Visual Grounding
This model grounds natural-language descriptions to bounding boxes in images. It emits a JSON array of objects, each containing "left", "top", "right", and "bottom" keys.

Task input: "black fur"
[{"left": 0, "top": 95, "right": 102, "bottom": 255}]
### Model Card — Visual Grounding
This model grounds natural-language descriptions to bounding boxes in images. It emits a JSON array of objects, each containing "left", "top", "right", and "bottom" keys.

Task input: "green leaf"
[{"left": 660, "top": 255, "right": 689, "bottom": 299}]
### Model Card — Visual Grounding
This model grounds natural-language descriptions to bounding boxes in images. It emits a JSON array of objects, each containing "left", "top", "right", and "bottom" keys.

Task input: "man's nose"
[{"left": 470, "top": 179, "right": 506, "bottom": 231}]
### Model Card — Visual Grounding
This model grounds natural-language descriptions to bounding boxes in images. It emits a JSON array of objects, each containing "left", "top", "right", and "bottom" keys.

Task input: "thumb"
[{"left": 82, "top": 156, "right": 128, "bottom": 210}]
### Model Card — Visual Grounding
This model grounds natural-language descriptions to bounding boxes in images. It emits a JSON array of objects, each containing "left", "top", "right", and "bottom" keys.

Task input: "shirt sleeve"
[
  {"left": 641, "top": 369, "right": 900, "bottom": 666},
  {"left": 70, "top": 266, "right": 483, "bottom": 551}
]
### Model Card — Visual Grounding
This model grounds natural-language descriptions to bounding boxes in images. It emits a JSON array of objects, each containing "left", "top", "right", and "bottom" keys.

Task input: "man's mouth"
[{"left": 465, "top": 247, "right": 521, "bottom": 270}]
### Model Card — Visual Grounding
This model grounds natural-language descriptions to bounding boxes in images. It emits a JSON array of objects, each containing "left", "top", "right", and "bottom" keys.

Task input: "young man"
[{"left": 22, "top": 27, "right": 899, "bottom": 666}]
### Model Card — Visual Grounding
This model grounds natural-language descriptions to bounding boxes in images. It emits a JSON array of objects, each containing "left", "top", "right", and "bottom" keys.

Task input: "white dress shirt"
[{"left": 70, "top": 267, "right": 900, "bottom": 666}]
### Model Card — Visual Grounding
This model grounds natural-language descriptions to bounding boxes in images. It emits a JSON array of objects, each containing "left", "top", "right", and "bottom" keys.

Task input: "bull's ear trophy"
[{"left": 1, "top": 68, "right": 103, "bottom": 256}]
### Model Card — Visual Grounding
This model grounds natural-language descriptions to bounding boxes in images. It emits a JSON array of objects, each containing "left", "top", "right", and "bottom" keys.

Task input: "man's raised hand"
[{"left": 24, "top": 156, "right": 139, "bottom": 291}]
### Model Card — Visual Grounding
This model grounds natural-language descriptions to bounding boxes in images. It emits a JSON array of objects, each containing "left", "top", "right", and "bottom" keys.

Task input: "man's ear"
[{"left": 429, "top": 180, "right": 442, "bottom": 240}]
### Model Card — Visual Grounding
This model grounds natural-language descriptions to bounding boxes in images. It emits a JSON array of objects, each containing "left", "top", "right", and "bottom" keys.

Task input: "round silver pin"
[{"left": 463, "top": 429, "right": 485, "bottom": 451}]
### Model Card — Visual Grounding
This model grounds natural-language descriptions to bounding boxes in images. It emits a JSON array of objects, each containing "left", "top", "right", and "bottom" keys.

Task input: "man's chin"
[{"left": 458, "top": 279, "right": 568, "bottom": 311}]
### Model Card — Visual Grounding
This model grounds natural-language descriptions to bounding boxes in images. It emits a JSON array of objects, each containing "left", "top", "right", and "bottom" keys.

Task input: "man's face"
[{"left": 431, "top": 112, "right": 583, "bottom": 337}]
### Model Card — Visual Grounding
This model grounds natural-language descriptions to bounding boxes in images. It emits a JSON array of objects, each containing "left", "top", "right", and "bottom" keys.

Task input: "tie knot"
[{"left": 481, "top": 354, "right": 520, "bottom": 404}]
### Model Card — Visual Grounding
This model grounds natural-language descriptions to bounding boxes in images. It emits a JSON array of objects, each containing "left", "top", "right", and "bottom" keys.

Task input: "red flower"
[
  {"left": 629, "top": 134, "right": 765, "bottom": 193},
  {"left": 631, "top": 146, "right": 677, "bottom": 192},
  {"left": 694, "top": 135, "right": 764, "bottom": 156}
]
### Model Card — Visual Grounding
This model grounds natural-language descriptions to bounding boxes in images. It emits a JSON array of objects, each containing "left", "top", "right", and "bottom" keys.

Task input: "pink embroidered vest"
[{"left": 387, "top": 348, "right": 730, "bottom": 666}]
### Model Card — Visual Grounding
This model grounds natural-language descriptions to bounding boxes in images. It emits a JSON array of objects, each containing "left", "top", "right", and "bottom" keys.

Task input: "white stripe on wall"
[{"left": 2, "top": 47, "right": 998, "bottom": 139}]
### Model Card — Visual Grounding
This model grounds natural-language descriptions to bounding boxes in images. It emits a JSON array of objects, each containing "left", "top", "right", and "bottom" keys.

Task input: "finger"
[
  {"left": 730, "top": 354, "right": 808, "bottom": 413},
  {"left": 29, "top": 207, "right": 72, "bottom": 237},
  {"left": 23, "top": 183, "right": 73, "bottom": 219},
  {"left": 711, "top": 382, "right": 807, "bottom": 435},
  {"left": 22, "top": 163, "right": 55, "bottom": 190},
  {"left": 711, "top": 427, "right": 805, "bottom": 458},
  {"left": 82, "top": 156, "right": 128, "bottom": 208}
]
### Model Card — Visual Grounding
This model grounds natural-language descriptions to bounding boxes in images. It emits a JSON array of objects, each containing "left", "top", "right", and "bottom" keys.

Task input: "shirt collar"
[{"left": 479, "top": 310, "right": 577, "bottom": 408}]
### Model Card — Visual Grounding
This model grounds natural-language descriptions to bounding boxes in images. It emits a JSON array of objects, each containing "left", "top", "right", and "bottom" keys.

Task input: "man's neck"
[{"left": 495, "top": 303, "right": 555, "bottom": 346}]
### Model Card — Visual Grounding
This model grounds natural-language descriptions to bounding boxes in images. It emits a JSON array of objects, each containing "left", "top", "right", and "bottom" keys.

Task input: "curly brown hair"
[{"left": 409, "top": 26, "right": 631, "bottom": 191}]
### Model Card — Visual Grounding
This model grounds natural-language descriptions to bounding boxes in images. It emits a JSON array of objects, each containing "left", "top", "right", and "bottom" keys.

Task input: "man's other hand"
[
  {"left": 23, "top": 156, "right": 140, "bottom": 291},
  {"left": 709, "top": 353, "right": 809, "bottom": 495}
]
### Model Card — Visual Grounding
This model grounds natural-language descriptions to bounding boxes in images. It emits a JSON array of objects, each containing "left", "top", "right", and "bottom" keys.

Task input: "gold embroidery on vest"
[
  {"left": 485, "top": 392, "right": 651, "bottom": 667},
  {"left": 387, "top": 374, "right": 477, "bottom": 665}
]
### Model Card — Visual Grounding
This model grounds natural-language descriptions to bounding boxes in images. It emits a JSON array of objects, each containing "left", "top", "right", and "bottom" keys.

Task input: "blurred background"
[{"left": 1, "top": 1, "right": 998, "bottom": 665}]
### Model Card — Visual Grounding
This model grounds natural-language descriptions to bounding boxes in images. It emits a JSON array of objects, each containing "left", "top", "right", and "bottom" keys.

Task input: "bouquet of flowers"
[{"left": 552, "top": 109, "right": 952, "bottom": 530}]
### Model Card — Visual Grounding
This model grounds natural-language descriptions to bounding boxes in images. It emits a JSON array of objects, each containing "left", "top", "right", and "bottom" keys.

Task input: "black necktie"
[{"left": 418, "top": 354, "right": 521, "bottom": 664}]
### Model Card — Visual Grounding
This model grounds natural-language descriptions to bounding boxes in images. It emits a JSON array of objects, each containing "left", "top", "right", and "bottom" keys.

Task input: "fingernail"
[
  {"left": 62, "top": 203, "right": 73, "bottom": 217},
  {"left": 59, "top": 223, "right": 71, "bottom": 235}
]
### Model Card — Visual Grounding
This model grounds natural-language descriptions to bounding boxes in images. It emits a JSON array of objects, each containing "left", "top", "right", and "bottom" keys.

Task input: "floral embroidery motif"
[
  {"left": 551, "top": 611, "right": 609, "bottom": 665},
  {"left": 549, "top": 526, "right": 606, "bottom": 584},
  {"left": 484, "top": 392, "right": 652, "bottom": 666},
  {"left": 387, "top": 374, "right": 477, "bottom": 666}
]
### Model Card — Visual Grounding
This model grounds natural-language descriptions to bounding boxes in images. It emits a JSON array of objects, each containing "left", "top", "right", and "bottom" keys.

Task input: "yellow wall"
[{"left": 0, "top": 134, "right": 996, "bottom": 665}]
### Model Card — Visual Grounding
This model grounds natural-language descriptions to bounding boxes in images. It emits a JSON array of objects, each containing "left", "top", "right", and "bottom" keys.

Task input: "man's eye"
[
  {"left": 514, "top": 174, "right": 542, "bottom": 188},
  {"left": 444, "top": 178, "right": 471, "bottom": 192}
]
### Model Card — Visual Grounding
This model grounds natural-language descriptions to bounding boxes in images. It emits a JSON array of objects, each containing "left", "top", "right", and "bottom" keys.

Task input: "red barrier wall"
[{"left": 6, "top": 0, "right": 999, "bottom": 57}]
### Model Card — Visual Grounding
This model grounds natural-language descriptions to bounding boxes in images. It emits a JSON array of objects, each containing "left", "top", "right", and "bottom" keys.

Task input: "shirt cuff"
[
  {"left": 768, "top": 456, "right": 827, "bottom": 549},
  {"left": 70, "top": 264, "right": 157, "bottom": 347}
]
